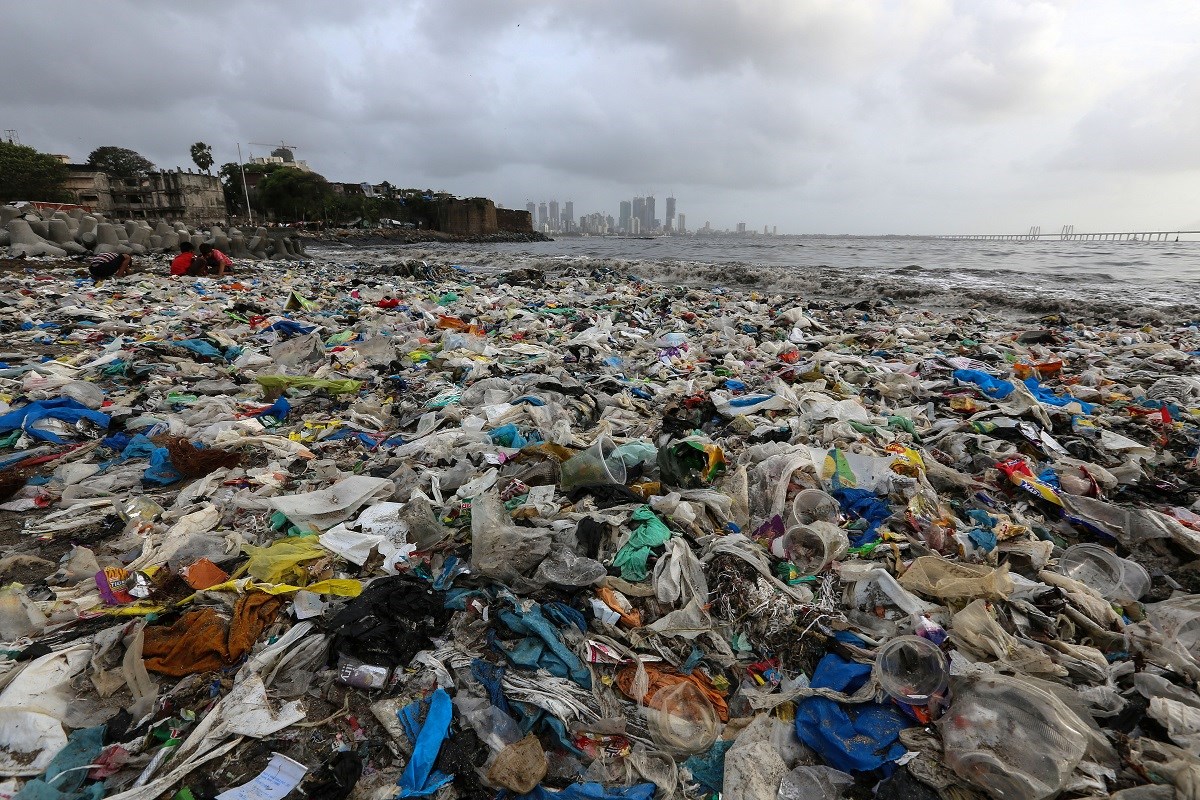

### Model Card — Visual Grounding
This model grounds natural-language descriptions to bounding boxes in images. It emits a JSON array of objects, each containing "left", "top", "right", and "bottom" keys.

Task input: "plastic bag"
[
  {"left": 470, "top": 490, "right": 551, "bottom": 581},
  {"left": 940, "top": 674, "right": 1091, "bottom": 800},
  {"left": 652, "top": 681, "right": 715, "bottom": 758},
  {"left": 266, "top": 475, "right": 394, "bottom": 532},
  {"left": 242, "top": 535, "right": 330, "bottom": 584},
  {"left": 898, "top": 557, "right": 1014, "bottom": 602}
]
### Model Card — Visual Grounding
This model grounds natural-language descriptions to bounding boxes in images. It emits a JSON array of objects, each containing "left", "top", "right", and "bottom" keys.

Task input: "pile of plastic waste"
[{"left": 0, "top": 251, "right": 1197, "bottom": 800}]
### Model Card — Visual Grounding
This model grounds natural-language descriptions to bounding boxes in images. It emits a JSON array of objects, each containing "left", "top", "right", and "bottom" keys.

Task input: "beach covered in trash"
[{"left": 0, "top": 243, "right": 1197, "bottom": 800}]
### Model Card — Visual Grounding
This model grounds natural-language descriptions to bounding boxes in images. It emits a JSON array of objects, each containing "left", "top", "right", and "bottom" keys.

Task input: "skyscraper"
[
  {"left": 665, "top": 196, "right": 676, "bottom": 232},
  {"left": 678, "top": 213, "right": 686, "bottom": 234},
  {"left": 563, "top": 201, "right": 574, "bottom": 232},
  {"left": 537, "top": 202, "right": 548, "bottom": 230},
  {"left": 632, "top": 197, "right": 645, "bottom": 233},
  {"left": 619, "top": 201, "right": 632, "bottom": 233},
  {"left": 526, "top": 201, "right": 535, "bottom": 220},
  {"left": 548, "top": 200, "right": 560, "bottom": 232},
  {"left": 645, "top": 195, "right": 656, "bottom": 232}
]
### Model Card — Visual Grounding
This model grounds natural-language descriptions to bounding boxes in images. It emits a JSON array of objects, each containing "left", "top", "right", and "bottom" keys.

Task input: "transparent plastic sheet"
[
  {"left": 265, "top": 475, "right": 394, "bottom": 532},
  {"left": 470, "top": 489, "right": 552, "bottom": 581},
  {"left": 940, "top": 674, "right": 1091, "bottom": 800},
  {"left": 898, "top": 556, "right": 1015, "bottom": 602},
  {"left": 950, "top": 599, "right": 1067, "bottom": 678},
  {"left": 778, "top": 765, "right": 855, "bottom": 799}
]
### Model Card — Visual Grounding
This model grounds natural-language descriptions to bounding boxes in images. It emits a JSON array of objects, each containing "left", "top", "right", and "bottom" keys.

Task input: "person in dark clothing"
[{"left": 88, "top": 252, "right": 132, "bottom": 285}]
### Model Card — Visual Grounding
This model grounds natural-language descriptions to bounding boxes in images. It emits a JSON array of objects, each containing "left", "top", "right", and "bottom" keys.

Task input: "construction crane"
[{"left": 248, "top": 141, "right": 300, "bottom": 162}]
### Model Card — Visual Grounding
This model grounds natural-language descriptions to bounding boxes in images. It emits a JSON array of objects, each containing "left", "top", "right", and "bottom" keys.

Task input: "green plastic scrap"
[
  {"left": 255, "top": 375, "right": 363, "bottom": 395},
  {"left": 612, "top": 506, "right": 673, "bottom": 582},
  {"left": 887, "top": 415, "right": 920, "bottom": 440}
]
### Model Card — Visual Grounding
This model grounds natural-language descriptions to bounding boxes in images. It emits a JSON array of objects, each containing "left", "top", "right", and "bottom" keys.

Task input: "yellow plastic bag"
[{"left": 241, "top": 535, "right": 330, "bottom": 584}]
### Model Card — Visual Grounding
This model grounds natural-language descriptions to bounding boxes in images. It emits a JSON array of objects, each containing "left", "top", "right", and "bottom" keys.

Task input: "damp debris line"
[{"left": 0, "top": 246, "right": 1195, "bottom": 800}]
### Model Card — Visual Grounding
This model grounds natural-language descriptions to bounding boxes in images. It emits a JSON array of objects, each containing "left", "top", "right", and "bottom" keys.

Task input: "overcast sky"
[{"left": 4, "top": 0, "right": 1200, "bottom": 234}]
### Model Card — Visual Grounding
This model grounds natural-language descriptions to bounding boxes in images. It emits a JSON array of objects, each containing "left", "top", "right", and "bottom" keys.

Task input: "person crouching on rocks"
[
  {"left": 170, "top": 241, "right": 208, "bottom": 277},
  {"left": 88, "top": 252, "right": 132, "bottom": 285}
]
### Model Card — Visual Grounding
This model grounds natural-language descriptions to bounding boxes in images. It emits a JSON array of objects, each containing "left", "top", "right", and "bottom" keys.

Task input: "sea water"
[{"left": 313, "top": 235, "right": 1200, "bottom": 320}]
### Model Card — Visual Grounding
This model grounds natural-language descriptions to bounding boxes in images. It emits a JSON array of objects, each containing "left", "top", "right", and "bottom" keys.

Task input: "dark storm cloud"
[{"left": 3, "top": 1, "right": 1199, "bottom": 231}]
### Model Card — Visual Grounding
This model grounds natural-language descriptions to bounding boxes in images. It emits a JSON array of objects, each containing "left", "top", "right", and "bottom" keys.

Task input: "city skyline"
[{"left": 518, "top": 192, "right": 776, "bottom": 236}]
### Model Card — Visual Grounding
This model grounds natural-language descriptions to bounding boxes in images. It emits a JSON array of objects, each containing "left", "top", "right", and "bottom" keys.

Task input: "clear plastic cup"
[
  {"left": 779, "top": 521, "right": 848, "bottom": 575},
  {"left": 559, "top": 435, "right": 627, "bottom": 491},
  {"left": 874, "top": 635, "right": 949, "bottom": 705},
  {"left": 1059, "top": 544, "right": 1124, "bottom": 600},
  {"left": 1115, "top": 558, "right": 1151, "bottom": 604},
  {"left": 791, "top": 488, "right": 840, "bottom": 525}
]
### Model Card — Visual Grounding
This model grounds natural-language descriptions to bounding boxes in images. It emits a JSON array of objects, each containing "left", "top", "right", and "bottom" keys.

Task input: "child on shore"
[
  {"left": 170, "top": 242, "right": 207, "bottom": 277},
  {"left": 198, "top": 243, "right": 234, "bottom": 278}
]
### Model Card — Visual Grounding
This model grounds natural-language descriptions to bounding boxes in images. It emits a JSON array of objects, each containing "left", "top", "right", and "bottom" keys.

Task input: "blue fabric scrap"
[
  {"left": 831, "top": 488, "right": 892, "bottom": 546},
  {"left": 396, "top": 688, "right": 454, "bottom": 797}
]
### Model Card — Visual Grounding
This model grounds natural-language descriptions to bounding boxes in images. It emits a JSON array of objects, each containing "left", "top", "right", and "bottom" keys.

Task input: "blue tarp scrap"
[
  {"left": 170, "top": 339, "right": 224, "bottom": 360},
  {"left": 97, "top": 433, "right": 183, "bottom": 485},
  {"left": 265, "top": 319, "right": 316, "bottom": 337},
  {"left": 0, "top": 398, "right": 110, "bottom": 444},
  {"left": 396, "top": 688, "right": 454, "bottom": 797},
  {"left": 251, "top": 396, "right": 291, "bottom": 423},
  {"left": 794, "top": 633, "right": 912, "bottom": 774},
  {"left": 682, "top": 739, "right": 733, "bottom": 793},
  {"left": 1023, "top": 378, "right": 1095, "bottom": 413},
  {"left": 470, "top": 658, "right": 511, "bottom": 714},
  {"left": 952, "top": 369, "right": 1013, "bottom": 400}
]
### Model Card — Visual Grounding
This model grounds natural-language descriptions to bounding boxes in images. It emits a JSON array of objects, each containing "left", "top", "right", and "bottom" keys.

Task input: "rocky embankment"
[{"left": 1, "top": 203, "right": 307, "bottom": 260}]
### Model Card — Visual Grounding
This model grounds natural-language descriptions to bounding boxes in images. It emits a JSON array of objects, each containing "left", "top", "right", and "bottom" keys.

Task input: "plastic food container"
[{"left": 874, "top": 635, "right": 949, "bottom": 705}]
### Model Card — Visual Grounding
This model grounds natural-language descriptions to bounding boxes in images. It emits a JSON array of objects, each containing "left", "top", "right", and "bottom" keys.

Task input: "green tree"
[
  {"left": 217, "top": 161, "right": 279, "bottom": 216},
  {"left": 0, "top": 142, "right": 69, "bottom": 202},
  {"left": 257, "top": 167, "right": 332, "bottom": 221},
  {"left": 189, "top": 142, "right": 214, "bottom": 173},
  {"left": 86, "top": 146, "right": 155, "bottom": 178}
]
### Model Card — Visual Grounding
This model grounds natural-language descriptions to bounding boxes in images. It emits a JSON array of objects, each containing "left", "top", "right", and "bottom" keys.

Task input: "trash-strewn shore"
[{"left": 0, "top": 247, "right": 1196, "bottom": 800}]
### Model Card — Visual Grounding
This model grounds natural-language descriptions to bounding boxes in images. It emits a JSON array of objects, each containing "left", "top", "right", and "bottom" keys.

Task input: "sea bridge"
[{"left": 940, "top": 225, "right": 1200, "bottom": 242}]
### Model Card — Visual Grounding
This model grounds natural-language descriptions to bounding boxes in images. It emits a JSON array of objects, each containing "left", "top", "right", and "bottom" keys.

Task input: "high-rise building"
[
  {"left": 632, "top": 197, "right": 645, "bottom": 232},
  {"left": 537, "top": 202, "right": 548, "bottom": 229},
  {"left": 737, "top": 222, "right": 747, "bottom": 234},
  {"left": 526, "top": 201, "right": 535, "bottom": 220},
  {"left": 619, "top": 201, "right": 631, "bottom": 233},
  {"left": 645, "top": 195, "right": 656, "bottom": 232},
  {"left": 678, "top": 213, "right": 686, "bottom": 234},
  {"left": 548, "top": 200, "right": 560, "bottom": 232},
  {"left": 665, "top": 196, "right": 676, "bottom": 231},
  {"left": 631, "top": 217, "right": 641, "bottom": 235},
  {"left": 563, "top": 201, "right": 574, "bottom": 232}
]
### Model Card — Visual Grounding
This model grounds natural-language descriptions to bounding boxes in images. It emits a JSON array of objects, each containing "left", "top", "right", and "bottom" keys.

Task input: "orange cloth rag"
[
  {"left": 616, "top": 663, "right": 730, "bottom": 722},
  {"left": 142, "top": 593, "right": 282, "bottom": 676}
]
